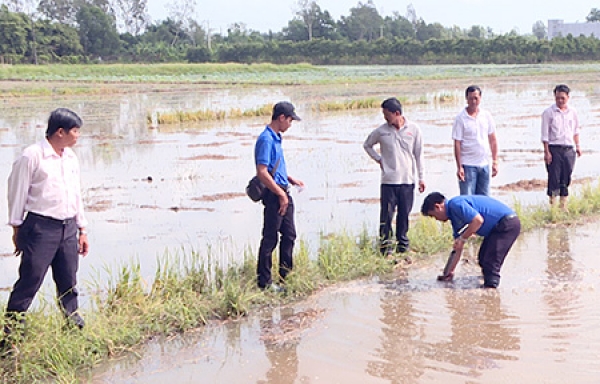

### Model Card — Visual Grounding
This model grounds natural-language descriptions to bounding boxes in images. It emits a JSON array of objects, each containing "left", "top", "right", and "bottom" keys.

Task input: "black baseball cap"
[{"left": 273, "top": 101, "right": 301, "bottom": 121}]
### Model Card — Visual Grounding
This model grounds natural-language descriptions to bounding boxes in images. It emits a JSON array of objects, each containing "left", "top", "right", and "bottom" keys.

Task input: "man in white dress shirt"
[
  {"left": 541, "top": 84, "right": 581, "bottom": 209},
  {"left": 4, "top": 108, "right": 89, "bottom": 341}
]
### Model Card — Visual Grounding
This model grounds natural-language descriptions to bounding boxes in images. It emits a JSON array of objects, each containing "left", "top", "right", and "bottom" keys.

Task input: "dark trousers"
[
  {"left": 478, "top": 215, "right": 521, "bottom": 287},
  {"left": 6, "top": 213, "right": 80, "bottom": 316},
  {"left": 257, "top": 188, "right": 296, "bottom": 288},
  {"left": 546, "top": 145, "right": 576, "bottom": 197},
  {"left": 380, "top": 184, "right": 415, "bottom": 253}
]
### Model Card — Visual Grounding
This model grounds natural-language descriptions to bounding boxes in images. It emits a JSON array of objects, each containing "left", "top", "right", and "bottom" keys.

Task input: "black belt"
[
  {"left": 28, "top": 212, "right": 74, "bottom": 225},
  {"left": 495, "top": 213, "right": 517, "bottom": 229},
  {"left": 549, "top": 144, "right": 574, "bottom": 151}
]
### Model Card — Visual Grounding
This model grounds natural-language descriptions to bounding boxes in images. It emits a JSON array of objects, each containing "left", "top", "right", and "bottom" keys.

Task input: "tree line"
[{"left": 1, "top": 0, "right": 600, "bottom": 65}]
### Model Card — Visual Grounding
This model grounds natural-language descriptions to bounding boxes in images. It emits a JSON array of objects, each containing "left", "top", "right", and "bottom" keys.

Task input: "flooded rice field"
[
  {"left": 0, "top": 70, "right": 599, "bottom": 381},
  {"left": 94, "top": 222, "right": 600, "bottom": 383},
  {"left": 1, "top": 74, "right": 599, "bottom": 293}
]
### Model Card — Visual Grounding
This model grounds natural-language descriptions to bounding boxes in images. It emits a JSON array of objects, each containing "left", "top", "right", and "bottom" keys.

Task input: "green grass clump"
[
  {"left": 313, "top": 96, "right": 411, "bottom": 112},
  {"left": 318, "top": 229, "right": 390, "bottom": 281},
  {"left": 149, "top": 103, "right": 273, "bottom": 125},
  {"left": 513, "top": 182, "right": 600, "bottom": 231}
]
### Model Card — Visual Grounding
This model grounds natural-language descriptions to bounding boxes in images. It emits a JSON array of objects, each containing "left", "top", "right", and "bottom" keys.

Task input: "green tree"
[
  {"left": 338, "top": 0, "right": 383, "bottom": 41},
  {"left": 76, "top": 3, "right": 120, "bottom": 57},
  {"left": 281, "top": 19, "right": 308, "bottom": 42},
  {"left": 295, "top": 0, "right": 318, "bottom": 40},
  {"left": 289, "top": 1, "right": 337, "bottom": 41},
  {"left": 467, "top": 25, "right": 487, "bottom": 39},
  {"left": 141, "top": 18, "right": 187, "bottom": 46},
  {"left": 186, "top": 45, "right": 211, "bottom": 62},
  {"left": 35, "top": 19, "right": 82, "bottom": 60},
  {"left": 0, "top": 5, "right": 29, "bottom": 62},
  {"left": 382, "top": 12, "right": 414, "bottom": 39},
  {"left": 415, "top": 20, "right": 446, "bottom": 41},
  {"left": 586, "top": 8, "right": 600, "bottom": 22},
  {"left": 532, "top": 20, "right": 546, "bottom": 40}
]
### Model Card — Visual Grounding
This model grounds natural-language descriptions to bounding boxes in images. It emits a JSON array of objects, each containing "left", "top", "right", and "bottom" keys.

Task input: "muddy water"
[
  {"left": 0, "top": 73, "right": 599, "bottom": 300},
  {"left": 94, "top": 222, "right": 600, "bottom": 383}
]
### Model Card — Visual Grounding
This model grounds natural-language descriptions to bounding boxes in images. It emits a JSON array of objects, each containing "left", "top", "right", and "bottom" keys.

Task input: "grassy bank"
[
  {"left": 2, "top": 63, "right": 600, "bottom": 90},
  {"left": 1, "top": 180, "right": 599, "bottom": 382}
]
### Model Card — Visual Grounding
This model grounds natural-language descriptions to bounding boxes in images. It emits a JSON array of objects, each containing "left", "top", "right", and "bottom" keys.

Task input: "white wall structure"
[{"left": 548, "top": 19, "right": 600, "bottom": 40}]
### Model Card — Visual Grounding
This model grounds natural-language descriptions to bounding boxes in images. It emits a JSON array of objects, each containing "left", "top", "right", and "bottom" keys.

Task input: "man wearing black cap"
[
  {"left": 254, "top": 101, "right": 304, "bottom": 292},
  {"left": 364, "top": 97, "right": 425, "bottom": 257}
]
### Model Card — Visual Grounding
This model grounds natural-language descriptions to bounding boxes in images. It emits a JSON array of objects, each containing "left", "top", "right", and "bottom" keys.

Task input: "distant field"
[{"left": 1, "top": 63, "right": 600, "bottom": 86}]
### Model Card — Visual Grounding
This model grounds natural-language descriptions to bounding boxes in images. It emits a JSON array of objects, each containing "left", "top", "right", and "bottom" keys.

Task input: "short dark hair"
[
  {"left": 465, "top": 85, "right": 482, "bottom": 98},
  {"left": 46, "top": 108, "right": 82, "bottom": 138},
  {"left": 553, "top": 84, "right": 570, "bottom": 95},
  {"left": 421, "top": 192, "right": 446, "bottom": 216},
  {"left": 381, "top": 97, "right": 402, "bottom": 114}
]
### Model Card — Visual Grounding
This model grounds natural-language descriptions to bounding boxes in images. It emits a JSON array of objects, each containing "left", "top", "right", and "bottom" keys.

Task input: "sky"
[{"left": 147, "top": 0, "right": 599, "bottom": 36}]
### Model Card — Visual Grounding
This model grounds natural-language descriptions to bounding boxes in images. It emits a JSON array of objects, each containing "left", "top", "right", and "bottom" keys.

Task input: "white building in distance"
[{"left": 548, "top": 19, "right": 600, "bottom": 40}]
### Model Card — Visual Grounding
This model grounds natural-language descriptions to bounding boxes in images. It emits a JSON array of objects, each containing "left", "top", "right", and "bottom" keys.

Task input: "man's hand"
[
  {"left": 278, "top": 193, "right": 289, "bottom": 216},
  {"left": 78, "top": 234, "right": 89, "bottom": 257},
  {"left": 418, "top": 180, "right": 426, "bottom": 193},
  {"left": 288, "top": 176, "right": 304, "bottom": 188},
  {"left": 12, "top": 226, "right": 21, "bottom": 256},
  {"left": 437, "top": 272, "right": 454, "bottom": 281},
  {"left": 544, "top": 151, "right": 552, "bottom": 165},
  {"left": 456, "top": 166, "right": 465, "bottom": 182},
  {"left": 491, "top": 162, "right": 498, "bottom": 177}
]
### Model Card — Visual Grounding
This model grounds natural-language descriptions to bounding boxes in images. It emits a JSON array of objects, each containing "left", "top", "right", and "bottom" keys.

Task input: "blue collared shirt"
[
  {"left": 446, "top": 195, "right": 514, "bottom": 238},
  {"left": 254, "top": 126, "right": 288, "bottom": 186}
]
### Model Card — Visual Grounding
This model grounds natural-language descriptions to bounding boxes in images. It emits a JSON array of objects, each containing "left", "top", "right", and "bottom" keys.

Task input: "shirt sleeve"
[
  {"left": 487, "top": 111, "right": 496, "bottom": 135},
  {"left": 413, "top": 126, "right": 425, "bottom": 181},
  {"left": 448, "top": 199, "right": 477, "bottom": 238},
  {"left": 74, "top": 159, "right": 88, "bottom": 228},
  {"left": 541, "top": 108, "right": 551, "bottom": 142},
  {"left": 363, "top": 129, "right": 381, "bottom": 162},
  {"left": 254, "top": 137, "right": 271, "bottom": 166},
  {"left": 7, "top": 155, "right": 34, "bottom": 226},
  {"left": 451, "top": 114, "right": 463, "bottom": 141}
]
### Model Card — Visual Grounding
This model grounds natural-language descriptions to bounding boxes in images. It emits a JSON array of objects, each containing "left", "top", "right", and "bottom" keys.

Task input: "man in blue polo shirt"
[
  {"left": 254, "top": 101, "right": 304, "bottom": 292},
  {"left": 420, "top": 192, "right": 520, "bottom": 288}
]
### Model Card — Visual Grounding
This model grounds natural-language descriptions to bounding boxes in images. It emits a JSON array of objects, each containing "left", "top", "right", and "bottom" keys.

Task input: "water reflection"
[
  {"left": 368, "top": 289, "right": 425, "bottom": 383},
  {"left": 543, "top": 227, "right": 582, "bottom": 357},
  {"left": 428, "top": 291, "right": 520, "bottom": 378},
  {"left": 370, "top": 283, "right": 520, "bottom": 382},
  {"left": 257, "top": 307, "right": 300, "bottom": 384}
]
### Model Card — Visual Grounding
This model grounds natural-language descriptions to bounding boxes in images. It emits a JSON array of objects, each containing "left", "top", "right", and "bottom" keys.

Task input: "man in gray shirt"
[{"left": 364, "top": 98, "right": 425, "bottom": 256}]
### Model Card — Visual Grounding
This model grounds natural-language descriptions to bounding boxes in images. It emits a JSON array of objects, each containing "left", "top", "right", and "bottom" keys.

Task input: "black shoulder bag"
[{"left": 246, "top": 158, "right": 280, "bottom": 202}]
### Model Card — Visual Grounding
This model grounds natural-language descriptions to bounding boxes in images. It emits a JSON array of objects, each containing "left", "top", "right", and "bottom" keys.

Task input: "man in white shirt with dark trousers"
[
  {"left": 541, "top": 84, "right": 581, "bottom": 209},
  {"left": 3, "top": 108, "right": 89, "bottom": 350},
  {"left": 364, "top": 97, "right": 425, "bottom": 257}
]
